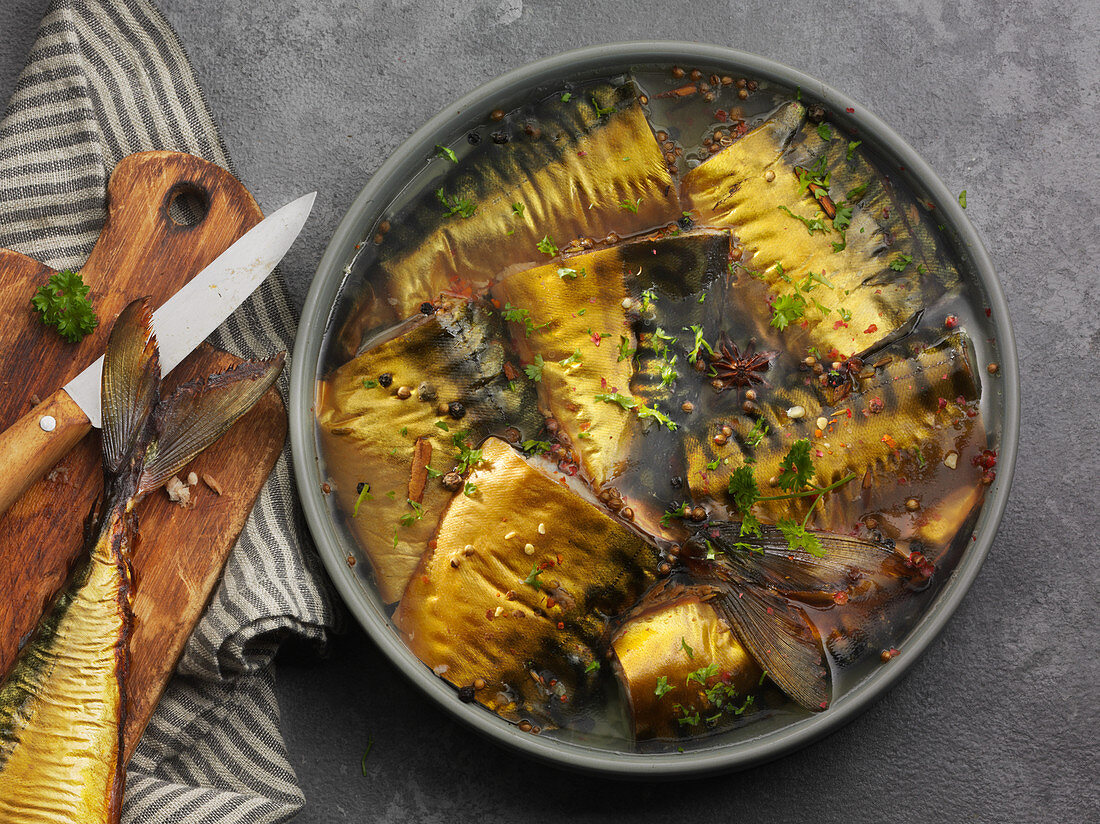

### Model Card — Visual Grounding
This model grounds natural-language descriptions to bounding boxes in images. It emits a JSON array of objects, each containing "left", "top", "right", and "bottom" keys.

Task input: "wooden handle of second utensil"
[{"left": 0, "top": 389, "right": 92, "bottom": 517}]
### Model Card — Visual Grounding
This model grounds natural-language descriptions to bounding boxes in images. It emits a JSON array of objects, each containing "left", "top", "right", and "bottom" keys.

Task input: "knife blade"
[{"left": 0, "top": 191, "right": 315, "bottom": 516}]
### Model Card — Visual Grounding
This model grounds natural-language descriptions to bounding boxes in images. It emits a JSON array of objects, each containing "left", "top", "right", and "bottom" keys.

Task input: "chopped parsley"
[
  {"left": 837, "top": 306, "right": 852, "bottom": 322},
  {"left": 524, "top": 354, "right": 544, "bottom": 381},
  {"left": 777, "top": 204, "right": 828, "bottom": 235},
  {"left": 617, "top": 335, "right": 635, "bottom": 362},
  {"left": 362, "top": 378, "right": 378, "bottom": 389},
  {"left": 686, "top": 325, "right": 715, "bottom": 363},
  {"left": 434, "top": 420, "right": 450, "bottom": 431},
  {"left": 558, "top": 350, "right": 582, "bottom": 367},
  {"left": 846, "top": 140, "right": 861, "bottom": 160},
  {"left": 31, "top": 269, "right": 98, "bottom": 343},
  {"left": 816, "top": 122, "right": 832, "bottom": 141},
  {"left": 521, "top": 439, "right": 551, "bottom": 454},
  {"left": 832, "top": 202, "right": 853, "bottom": 232},
  {"left": 745, "top": 417, "right": 769, "bottom": 447},
  {"left": 660, "top": 502, "right": 690, "bottom": 527},
  {"left": 561, "top": 92, "right": 572, "bottom": 102},
  {"left": 398, "top": 498, "right": 425, "bottom": 527},
  {"left": 501, "top": 303, "right": 545, "bottom": 336},
  {"left": 594, "top": 391, "right": 635, "bottom": 410},
  {"left": 585, "top": 661, "right": 600, "bottom": 674},
  {"left": 659, "top": 356, "right": 679, "bottom": 387},
  {"left": 600, "top": 398, "right": 677, "bottom": 433},
  {"left": 536, "top": 235, "right": 558, "bottom": 256},
  {"left": 352, "top": 482, "right": 371, "bottom": 517},
  {"left": 618, "top": 197, "right": 642, "bottom": 214},
  {"left": 435, "top": 187, "right": 476, "bottom": 218},
  {"left": 681, "top": 637, "right": 694, "bottom": 659},
  {"left": 889, "top": 254, "right": 914, "bottom": 272},
  {"left": 958, "top": 190, "right": 967, "bottom": 209},
  {"left": 686, "top": 663, "right": 719, "bottom": 686},
  {"left": 591, "top": 95, "right": 615, "bottom": 117},
  {"left": 524, "top": 565, "right": 544, "bottom": 591},
  {"left": 434, "top": 144, "right": 458, "bottom": 163},
  {"left": 655, "top": 676, "right": 673, "bottom": 698},
  {"left": 557, "top": 267, "right": 581, "bottom": 279},
  {"left": 463, "top": 482, "right": 478, "bottom": 497},
  {"left": 451, "top": 432, "right": 483, "bottom": 473},
  {"left": 846, "top": 182, "right": 868, "bottom": 202},
  {"left": 512, "top": 202, "right": 525, "bottom": 217}
]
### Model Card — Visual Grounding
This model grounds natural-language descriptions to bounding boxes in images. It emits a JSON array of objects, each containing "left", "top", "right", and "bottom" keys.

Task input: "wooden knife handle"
[{"left": 0, "top": 389, "right": 92, "bottom": 517}]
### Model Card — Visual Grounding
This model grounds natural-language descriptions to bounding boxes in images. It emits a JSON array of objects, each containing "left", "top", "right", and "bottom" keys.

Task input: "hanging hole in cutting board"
[{"left": 166, "top": 183, "right": 209, "bottom": 227}]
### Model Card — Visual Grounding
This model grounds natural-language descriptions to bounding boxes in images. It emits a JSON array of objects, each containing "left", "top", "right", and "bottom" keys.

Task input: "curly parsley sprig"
[{"left": 31, "top": 269, "right": 98, "bottom": 343}]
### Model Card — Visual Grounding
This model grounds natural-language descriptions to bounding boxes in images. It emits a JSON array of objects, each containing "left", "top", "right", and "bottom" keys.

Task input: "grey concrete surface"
[{"left": 3, "top": 0, "right": 1099, "bottom": 821}]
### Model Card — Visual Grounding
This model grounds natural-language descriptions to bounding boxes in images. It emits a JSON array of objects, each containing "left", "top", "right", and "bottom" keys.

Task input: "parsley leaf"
[
  {"left": 777, "top": 439, "right": 814, "bottom": 491},
  {"left": 536, "top": 235, "right": 558, "bottom": 256},
  {"left": 617, "top": 335, "right": 635, "bottom": 362},
  {"left": 745, "top": 417, "right": 769, "bottom": 447},
  {"left": 889, "top": 254, "right": 913, "bottom": 272},
  {"left": 816, "top": 122, "right": 832, "bottom": 141},
  {"left": 585, "top": 660, "right": 600, "bottom": 673},
  {"left": 618, "top": 197, "right": 642, "bottom": 214},
  {"left": 463, "top": 481, "right": 478, "bottom": 497},
  {"left": 524, "top": 565, "right": 544, "bottom": 591},
  {"left": 558, "top": 350, "right": 582, "bottom": 367},
  {"left": 832, "top": 202, "right": 853, "bottom": 232},
  {"left": 434, "top": 144, "right": 458, "bottom": 163},
  {"left": 561, "top": 92, "right": 572, "bottom": 102},
  {"left": 512, "top": 202, "right": 525, "bottom": 217},
  {"left": 660, "top": 502, "right": 690, "bottom": 527},
  {"left": 31, "top": 269, "right": 98, "bottom": 343},
  {"left": 727, "top": 465, "right": 760, "bottom": 513},
  {"left": 451, "top": 432, "right": 483, "bottom": 473},
  {"left": 777, "top": 518, "right": 825, "bottom": 557},
  {"left": 521, "top": 439, "right": 551, "bottom": 455},
  {"left": 846, "top": 140, "right": 861, "bottom": 160},
  {"left": 594, "top": 392, "right": 635, "bottom": 410},
  {"left": 655, "top": 676, "right": 673, "bottom": 698},
  {"left": 681, "top": 637, "right": 694, "bottom": 659},
  {"left": 958, "top": 190, "right": 967, "bottom": 209},
  {"left": 524, "top": 354, "right": 544, "bottom": 381},
  {"left": 846, "top": 182, "right": 868, "bottom": 202},
  {"left": 777, "top": 205, "right": 828, "bottom": 235},
  {"left": 770, "top": 293, "right": 806, "bottom": 331},
  {"left": 352, "top": 482, "right": 371, "bottom": 517},
  {"left": 686, "top": 325, "right": 715, "bottom": 363},
  {"left": 435, "top": 187, "right": 476, "bottom": 218},
  {"left": 591, "top": 95, "right": 615, "bottom": 117}
]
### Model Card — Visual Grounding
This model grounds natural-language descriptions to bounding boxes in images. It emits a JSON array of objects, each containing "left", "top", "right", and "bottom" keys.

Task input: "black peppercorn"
[
  {"left": 678, "top": 214, "right": 693, "bottom": 230},
  {"left": 457, "top": 685, "right": 476, "bottom": 703},
  {"left": 356, "top": 482, "right": 366, "bottom": 494},
  {"left": 378, "top": 372, "right": 393, "bottom": 387},
  {"left": 670, "top": 476, "right": 683, "bottom": 489},
  {"left": 490, "top": 131, "right": 509, "bottom": 144},
  {"left": 448, "top": 401, "right": 466, "bottom": 420},
  {"left": 467, "top": 131, "right": 481, "bottom": 145},
  {"left": 419, "top": 302, "right": 435, "bottom": 315}
]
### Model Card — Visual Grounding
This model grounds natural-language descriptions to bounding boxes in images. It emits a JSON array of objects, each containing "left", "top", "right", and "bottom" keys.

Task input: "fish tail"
[{"left": 100, "top": 298, "right": 286, "bottom": 503}]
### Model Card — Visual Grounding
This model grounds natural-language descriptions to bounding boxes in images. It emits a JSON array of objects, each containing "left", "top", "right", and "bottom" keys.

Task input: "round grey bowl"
[{"left": 290, "top": 42, "right": 1019, "bottom": 778}]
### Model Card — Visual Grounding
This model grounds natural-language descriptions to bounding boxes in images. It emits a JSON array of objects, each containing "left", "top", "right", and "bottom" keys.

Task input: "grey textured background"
[{"left": 3, "top": 0, "right": 1098, "bottom": 821}]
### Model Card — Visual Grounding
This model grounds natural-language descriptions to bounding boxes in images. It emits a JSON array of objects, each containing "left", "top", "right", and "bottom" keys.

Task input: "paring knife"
[{"left": 0, "top": 192, "right": 316, "bottom": 518}]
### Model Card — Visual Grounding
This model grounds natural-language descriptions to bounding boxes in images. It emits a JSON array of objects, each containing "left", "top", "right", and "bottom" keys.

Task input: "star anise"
[{"left": 709, "top": 334, "right": 776, "bottom": 392}]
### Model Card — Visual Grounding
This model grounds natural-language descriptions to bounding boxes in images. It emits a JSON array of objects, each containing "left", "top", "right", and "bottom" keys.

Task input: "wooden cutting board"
[{"left": 0, "top": 151, "right": 287, "bottom": 760}]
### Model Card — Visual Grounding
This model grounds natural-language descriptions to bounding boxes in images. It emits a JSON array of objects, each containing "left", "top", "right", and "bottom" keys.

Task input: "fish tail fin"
[
  {"left": 101, "top": 298, "right": 160, "bottom": 477},
  {"left": 136, "top": 352, "right": 286, "bottom": 497}
]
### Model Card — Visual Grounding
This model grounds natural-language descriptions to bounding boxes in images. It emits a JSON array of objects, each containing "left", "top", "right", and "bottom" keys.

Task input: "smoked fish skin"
[{"left": 0, "top": 300, "right": 284, "bottom": 823}]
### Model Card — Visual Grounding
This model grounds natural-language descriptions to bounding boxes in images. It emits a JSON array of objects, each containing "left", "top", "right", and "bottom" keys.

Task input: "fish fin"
[
  {"left": 698, "top": 522, "right": 908, "bottom": 594},
  {"left": 711, "top": 583, "right": 830, "bottom": 710},
  {"left": 137, "top": 353, "right": 285, "bottom": 496},
  {"left": 101, "top": 299, "right": 159, "bottom": 474}
]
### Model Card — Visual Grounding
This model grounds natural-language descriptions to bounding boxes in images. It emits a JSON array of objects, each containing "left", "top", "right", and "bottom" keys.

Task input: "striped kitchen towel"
[{"left": 0, "top": 1, "right": 339, "bottom": 821}]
